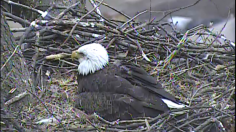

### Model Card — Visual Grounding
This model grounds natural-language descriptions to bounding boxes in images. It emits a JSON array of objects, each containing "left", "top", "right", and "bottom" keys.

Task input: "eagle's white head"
[{"left": 71, "top": 43, "right": 109, "bottom": 75}]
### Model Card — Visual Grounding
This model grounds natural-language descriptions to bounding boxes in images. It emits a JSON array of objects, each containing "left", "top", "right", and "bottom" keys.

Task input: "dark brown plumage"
[{"left": 74, "top": 61, "right": 182, "bottom": 121}]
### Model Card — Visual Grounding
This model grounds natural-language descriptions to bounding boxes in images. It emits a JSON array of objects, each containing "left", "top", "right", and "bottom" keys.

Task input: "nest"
[{"left": 2, "top": 0, "right": 235, "bottom": 131}]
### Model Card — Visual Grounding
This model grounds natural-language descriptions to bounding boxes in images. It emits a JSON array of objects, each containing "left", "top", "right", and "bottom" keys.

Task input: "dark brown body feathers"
[{"left": 74, "top": 61, "right": 181, "bottom": 121}]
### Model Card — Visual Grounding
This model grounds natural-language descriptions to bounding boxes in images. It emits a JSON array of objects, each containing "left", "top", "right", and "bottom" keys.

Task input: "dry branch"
[{"left": 1, "top": 0, "right": 235, "bottom": 131}]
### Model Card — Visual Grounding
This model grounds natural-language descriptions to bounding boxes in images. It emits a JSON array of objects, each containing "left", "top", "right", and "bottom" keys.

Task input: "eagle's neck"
[
  {"left": 78, "top": 56, "right": 109, "bottom": 76},
  {"left": 78, "top": 62, "right": 109, "bottom": 76}
]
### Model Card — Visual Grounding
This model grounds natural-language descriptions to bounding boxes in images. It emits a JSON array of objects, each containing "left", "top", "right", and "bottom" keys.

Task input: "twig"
[
  {"left": 162, "top": 30, "right": 190, "bottom": 69},
  {"left": 125, "top": 35, "right": 151, "bottom": 62},
  {"left": 1, "top": 45, "right": 19, "bottom": 71},
  {"left": 56, "top": 1, "right": 82, "bottom": 19},
  {"left": 94, "top": 113, "right": 119, "bottom": 125},
  {"left": 25, "top": 89, "right": 63, "bottom": 128},
  {"left": 45, "top": 53, "right": 72, "bottom": 60},
  {"left": 156, "top": 0, "right": 201, "bottom": 22},
  {"left": 4, "top": 91, "right": 28, "bottom": 106},
  {"left": 194, "top": 115, "right": 229, "bottom": 131},
  {"left": 3, "top": 0, "right": 51, "bottom": 18},
  {"left": 89, "top": 0, "right": 104, "bottom": 23},
  {"left": 1, "top": 108, "right": 26, "bottom": 132},
  {"left": 62, "top": 0, "right": 104, "bottom": 45},
  {"left": 94, "top": 0, "right": 133, "bottom": 20},
  {"left": 119, "top": 10, "right": 148, "bottom": 29},
  {"left": 2, "top": 11, "right": 31, "bottom": 26}
]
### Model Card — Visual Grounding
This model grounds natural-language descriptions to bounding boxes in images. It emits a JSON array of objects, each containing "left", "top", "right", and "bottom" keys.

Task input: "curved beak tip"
[{"left": 71, "top": 51, "right": 77, "bottom": 61}]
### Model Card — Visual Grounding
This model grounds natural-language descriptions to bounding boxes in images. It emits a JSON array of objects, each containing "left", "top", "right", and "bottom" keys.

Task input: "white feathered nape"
[{"left": 77, "top": 43, "right": 109, "bottom": 75}]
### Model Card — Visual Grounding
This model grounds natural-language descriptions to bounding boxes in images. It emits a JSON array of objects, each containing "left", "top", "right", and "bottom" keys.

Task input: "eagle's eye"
[{"left": 78, "top": 52, "right": 84, "bottom": 57}]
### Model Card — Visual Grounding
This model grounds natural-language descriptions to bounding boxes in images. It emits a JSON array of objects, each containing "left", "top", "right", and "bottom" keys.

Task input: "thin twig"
[{"left": 62, "top": 0, "right": 104, "bottom": 45}]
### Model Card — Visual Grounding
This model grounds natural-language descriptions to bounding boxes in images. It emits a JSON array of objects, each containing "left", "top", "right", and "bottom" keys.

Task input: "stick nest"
[{"left": 2, "top": 0, "right": 235, "bottom": 131}]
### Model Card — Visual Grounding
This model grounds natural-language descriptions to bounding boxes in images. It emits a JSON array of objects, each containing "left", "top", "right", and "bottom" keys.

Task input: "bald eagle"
[{"left": 71, "top": 43, "right": 186, "bottom": 121}]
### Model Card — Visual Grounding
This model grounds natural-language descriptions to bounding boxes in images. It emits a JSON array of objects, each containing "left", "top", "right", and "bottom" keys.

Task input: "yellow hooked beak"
[{"left": 71, "top": 50, "right": 82, "bottom": 61}]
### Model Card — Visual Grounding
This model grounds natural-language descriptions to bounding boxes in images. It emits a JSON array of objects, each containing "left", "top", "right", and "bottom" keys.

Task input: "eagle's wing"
[
  {"left": 77, "top": 66, "right": 170, "bottom": 114},
  {"left": 113, "top": 61, "right": 179, "bottom": 103},
  {"left": 74, "top": 92, "right": 165, "bottom": 121}
]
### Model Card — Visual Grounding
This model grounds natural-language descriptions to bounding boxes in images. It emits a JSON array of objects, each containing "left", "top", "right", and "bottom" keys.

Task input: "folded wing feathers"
[{"left": 115, "top": 63, "right": 188, "bottom": 109}]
